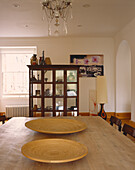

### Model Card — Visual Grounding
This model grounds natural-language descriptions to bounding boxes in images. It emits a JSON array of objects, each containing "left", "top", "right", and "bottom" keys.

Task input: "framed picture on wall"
[{"left": 70, "top": 54, "right": 104, "bottom": 77}]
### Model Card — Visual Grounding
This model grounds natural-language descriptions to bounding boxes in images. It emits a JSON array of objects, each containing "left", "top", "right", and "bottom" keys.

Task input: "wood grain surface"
[{"left": 0, "top": 116, "right": 135, "bottom": 170}]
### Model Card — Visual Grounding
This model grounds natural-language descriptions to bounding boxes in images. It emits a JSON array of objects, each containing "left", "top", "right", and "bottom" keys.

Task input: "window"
[{"left": 1, "top": 47, "right": 37, "bottom": 96}]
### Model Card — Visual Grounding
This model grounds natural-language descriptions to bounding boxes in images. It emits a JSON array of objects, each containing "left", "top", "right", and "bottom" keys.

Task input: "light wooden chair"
[{"left": 110, "top": 116, "right": 122, "bottom": 132}]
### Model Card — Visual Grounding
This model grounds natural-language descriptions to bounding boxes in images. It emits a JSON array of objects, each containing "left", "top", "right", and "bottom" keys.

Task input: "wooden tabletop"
[{"left": 0, "top": 116, "right": 135, "bottom": 170}]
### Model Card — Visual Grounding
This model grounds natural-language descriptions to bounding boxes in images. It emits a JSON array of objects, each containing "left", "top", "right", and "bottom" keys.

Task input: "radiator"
[{"left": 6, "top": 105, "right": 29, "bottom": 118}]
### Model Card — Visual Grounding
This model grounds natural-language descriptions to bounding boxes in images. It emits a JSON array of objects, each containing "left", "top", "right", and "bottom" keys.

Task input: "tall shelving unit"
[{"left": 27, "top": 65, "right": 80, "bottom": 117}]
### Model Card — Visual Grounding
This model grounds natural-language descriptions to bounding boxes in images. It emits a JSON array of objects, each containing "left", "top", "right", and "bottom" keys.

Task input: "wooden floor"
[{"left": 0, "top": 117, "right": 135, "bottom": 143}]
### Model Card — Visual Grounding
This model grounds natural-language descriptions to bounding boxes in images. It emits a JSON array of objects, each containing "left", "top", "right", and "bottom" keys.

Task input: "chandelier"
[{"left": 42, "top": 0, "right": 72, "bottom": 36}]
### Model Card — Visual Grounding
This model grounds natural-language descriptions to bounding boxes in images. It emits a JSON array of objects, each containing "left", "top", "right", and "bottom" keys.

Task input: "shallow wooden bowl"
[
  {"left": 25, "top": 118, "right": 87, "bottom": 134},
  {"left": 21, "top": 138, "right": 88, "bottom": 163}
]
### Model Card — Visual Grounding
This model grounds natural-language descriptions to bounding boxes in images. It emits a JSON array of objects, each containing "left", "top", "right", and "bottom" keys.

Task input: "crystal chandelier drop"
[{"left": 42, "top": 0, "right": 72, "bottom": 36}]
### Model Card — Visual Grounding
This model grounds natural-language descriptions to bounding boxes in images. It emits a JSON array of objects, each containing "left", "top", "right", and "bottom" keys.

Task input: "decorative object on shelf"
[
  {"left": 67, "top": 72, "right": 75, "bottom": 82},
  {"left": 45, "top": 106, "right": 53, "bottom": 110},
  {"left": 44, "top": 88, "right": 51, "bottom": 96},
  {"left": 44, "top": 78, "right": 48, "bottom": 82},
  {"left": 56, "top": 104, "right": 63, "bottom": 110},
  {"left": 36, "top": 90, "right": 40, "bottom": 96},
  {"left": 42, "top": 0, "right": 72, "bottom": 36},
  {"left": 56, "top": 100, "right": 63, "bottom": 110},
  {"left": 40, "top": 51, "right": 46, "bottom": 65},
  {"left": 45, "top": 57, "right": 52, "bottom": 65},
  {"left": 67, "top": 90, "right": 77, "bottom": 96},
  {"left": 70, "top": 54, "right": 104, "bottom": 77},
  {"left": 68, "top": 106, "right": 77, "bottom": 111},
  {"left": 30, "top": 54, "right": 38, "bottom": 65},
  {"left": 33, "top": 105, "right": 37, "bottom": 110},
  {"left": 30, "top": 75, "right": 37, "bottom": 81},
  {"left": 21, "top": 138, "right": 88, "bottom": 163},
  {"left": 39, "top": 57, "right": 42, "bottom": 65},
  {"left": 59, "top": 89, "right": 62, "bottom": 96},
  {"left": 56, "top": 78, "right": 63, "bottom": 82},
  {"left": 96, "top": 76, "right": 108, "bottom": 120},
  {"left": 56, "top": 84, "right": 63, "bottom": 96}
]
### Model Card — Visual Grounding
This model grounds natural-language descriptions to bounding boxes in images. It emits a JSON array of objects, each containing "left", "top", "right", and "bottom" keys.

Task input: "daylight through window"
[{"left": 1, "top": 47, "right": 37, "bottom": 96}]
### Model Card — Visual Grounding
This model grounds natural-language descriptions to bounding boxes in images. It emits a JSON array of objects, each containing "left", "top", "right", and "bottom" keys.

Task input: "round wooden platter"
[
  {"left": 25, "top": 118, "right": 87, "bottom": 134},
  {"left": 21, "top": 138, "right": 88, "bottom": 163}
]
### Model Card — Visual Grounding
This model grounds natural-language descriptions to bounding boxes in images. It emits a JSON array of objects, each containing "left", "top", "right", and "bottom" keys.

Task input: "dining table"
[{"left": 0, "top": 116, "right": 135, "bottom": 170}]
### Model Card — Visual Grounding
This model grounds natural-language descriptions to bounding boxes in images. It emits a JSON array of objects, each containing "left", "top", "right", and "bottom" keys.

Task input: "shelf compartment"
[
  {"left": 30, "top": 70, "right": 41, "bottom": 81},
  {"left": 44, "top": 70, "right": 53, "bottom": 82},
  {"left": 31, "top": 84, "right": 42, "bottom": 96},
  {"left": 55, "top": 98, "right": 64, "bottom": 110},
  {"left": 44, "top": 98, "right": 53, "bottom": 111},
  {"left": 67, "top": 70, "right": 77, "bottom": 82},
  {"left": 67, "top": 98, "right": 77, "bottom": 111},
  {"left": 56, "top": 70, "right": 64, "bottom": 82},
  {"left": 67, "top": 84, "right": 77, "bottom": 97},
  {"left": 32, "top": 98, "right": 42, "bottom": 113},
  {"left": 44, "top": 84, "right": 53, "bottom": 97},
  {"left": 56, "top": 84, "right": 64, "bottom": 96}
]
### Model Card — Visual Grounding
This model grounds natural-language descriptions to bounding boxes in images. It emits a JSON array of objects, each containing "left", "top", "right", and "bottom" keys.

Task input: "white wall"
[
  {"left": 115, "top": 18, "right": 135, "bottom": 121},
  {"left": 0, "top": 37, "right": 115, "bottom": 113},
  {"left": 116, "top": 40, "right": 131, "bottom": 113}
]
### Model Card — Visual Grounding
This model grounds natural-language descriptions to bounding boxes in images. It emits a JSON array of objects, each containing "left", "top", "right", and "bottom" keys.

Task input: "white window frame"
[{"left": 0, "top": 46, "right": 37, "bottom": 97}]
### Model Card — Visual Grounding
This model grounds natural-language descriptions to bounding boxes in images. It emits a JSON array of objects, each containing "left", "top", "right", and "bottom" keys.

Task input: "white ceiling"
[{"left": 0, "top": 0, "right": 135, "bottom": 37}]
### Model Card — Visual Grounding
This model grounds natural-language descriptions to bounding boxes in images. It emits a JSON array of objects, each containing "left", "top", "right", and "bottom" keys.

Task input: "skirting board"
[
  {"left": 105, "top": 112, "right": 131, "bottom": 120},
  {"left": 6, "top": 111, "right": 130, "bottom": 119},
  {"left": 81, "top": 112, "right": 131, "bottom": 120},
  {"left": 115, "top": 112, "right": 131, "bottom": 120}
]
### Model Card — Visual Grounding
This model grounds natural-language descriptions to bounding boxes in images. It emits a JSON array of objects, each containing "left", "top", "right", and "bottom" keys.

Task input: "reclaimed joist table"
[{"left": 0, "top": 116, "right": 135, "bottom": 170}]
